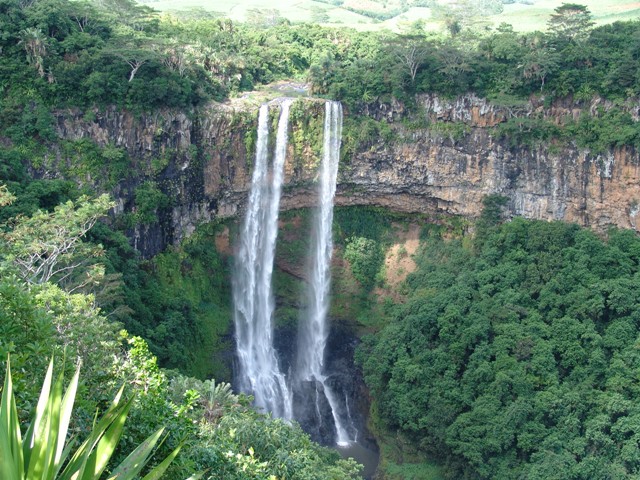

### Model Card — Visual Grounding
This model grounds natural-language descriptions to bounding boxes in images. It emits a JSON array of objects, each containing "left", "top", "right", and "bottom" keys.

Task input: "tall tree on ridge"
[{"left": 547, "top": 3, "right": 594, "bottom": 43}]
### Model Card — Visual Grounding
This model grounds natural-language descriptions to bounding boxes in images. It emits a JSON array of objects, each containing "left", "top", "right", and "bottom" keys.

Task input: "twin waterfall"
[{"left": 232, "top": 100, "right": 355, "bottom": 445}]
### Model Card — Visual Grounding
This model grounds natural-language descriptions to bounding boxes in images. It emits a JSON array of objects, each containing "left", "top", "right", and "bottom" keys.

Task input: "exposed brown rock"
[
  {"left": 50, "top": 94, "right": 640, "bottom": 255},
  {"left": 214, "top": 226, "right": 232, "bottom": 255},
  {"left": 374, "top": 223, "right": 420, "bottom": 303}
]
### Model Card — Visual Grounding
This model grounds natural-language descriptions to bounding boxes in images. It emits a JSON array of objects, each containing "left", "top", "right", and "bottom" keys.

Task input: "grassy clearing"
[
  {"left": 139, "top": 0, "right": 638, "bottom": 32},
  {"left": 325, "top": 5, "right": 375, "bottom": 26},
  {"left": 496, "top": 0, "right": 640, "bottom": 31}
]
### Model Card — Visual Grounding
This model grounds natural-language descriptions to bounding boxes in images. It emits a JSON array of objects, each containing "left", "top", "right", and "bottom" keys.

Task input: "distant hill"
[{"left": 135, "top": 0, "right": 640, "bottom": 32}]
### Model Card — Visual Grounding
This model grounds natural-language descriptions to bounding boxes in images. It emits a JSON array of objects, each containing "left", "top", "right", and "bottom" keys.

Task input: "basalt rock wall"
[
  {"left": 52, "top": 95, "right": 640, "bottom": 256},
  {"left": 341, "top": 94, "right": 640, "bottom": 231}
]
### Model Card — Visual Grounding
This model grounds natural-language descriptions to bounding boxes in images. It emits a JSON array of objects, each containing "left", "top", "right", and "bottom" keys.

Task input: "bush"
[{"left": 344, "top": 236, "right": 384, "bottom": 291}]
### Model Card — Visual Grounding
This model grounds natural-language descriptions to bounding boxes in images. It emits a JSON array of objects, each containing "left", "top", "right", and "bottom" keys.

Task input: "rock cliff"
[{"left": 52, "top": 94, "right": 640, "bottom": 256}]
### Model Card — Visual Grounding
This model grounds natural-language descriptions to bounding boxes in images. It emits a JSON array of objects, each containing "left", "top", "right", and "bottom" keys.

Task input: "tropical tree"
[
  {"left": 1, "top": 194, "right": 114, "bottom": 288},
  {"left": 389, "top": 35, "right": 431, "bottom": 85},
  {"left": 105, "top": 39, "right": 159, "bottom": 82},
  {"left": 520, "top": 33, "right": 558, "bottom": 91},
  {"left": 18, "top": 27, "right": 48, "bottom": 77}
]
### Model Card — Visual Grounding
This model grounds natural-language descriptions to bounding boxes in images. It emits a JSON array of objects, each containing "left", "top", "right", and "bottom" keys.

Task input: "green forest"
[
  {"left": 2, "top": 0, "right": 640, "bottom": 478},
  {"left": 359, "top": 200, "right": 640, "bottom": 478}
]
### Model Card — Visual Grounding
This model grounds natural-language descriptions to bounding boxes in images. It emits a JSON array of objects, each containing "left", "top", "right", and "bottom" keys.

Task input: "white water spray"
[
  {"left": 233, "top": 100, "right": 293, "bottom": 419},
  {"left": 297, "top": 101, "right": 354, "bottom": 445}
]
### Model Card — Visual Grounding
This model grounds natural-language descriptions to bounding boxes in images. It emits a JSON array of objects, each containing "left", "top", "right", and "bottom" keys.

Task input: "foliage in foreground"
[
  {"left": 0, "top": 357, "right": 185, "bottom": 480},
  {"left": 358, "top": 216, "right": 640, "bottom": 479}
]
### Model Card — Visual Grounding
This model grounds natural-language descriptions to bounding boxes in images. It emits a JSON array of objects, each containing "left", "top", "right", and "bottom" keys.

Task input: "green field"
[
  {"left": 498, "top": 0, "right": 640, "bottom": 31},
  {"left": 138, "top": 0, "right": 640, "bottom": 32}
]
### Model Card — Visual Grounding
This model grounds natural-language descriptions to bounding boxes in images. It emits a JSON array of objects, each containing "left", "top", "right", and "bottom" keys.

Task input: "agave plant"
[{"left": 0, "top": 356, "right": 199, "bottom": 480}]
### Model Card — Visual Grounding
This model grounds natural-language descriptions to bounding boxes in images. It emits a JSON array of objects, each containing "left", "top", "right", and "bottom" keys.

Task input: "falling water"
[
  {"left": 296, "top": 101, "right": 355, "bottom": 445},
  {"left": 233, "top": 100, "right": 293, "bottom": 419}
]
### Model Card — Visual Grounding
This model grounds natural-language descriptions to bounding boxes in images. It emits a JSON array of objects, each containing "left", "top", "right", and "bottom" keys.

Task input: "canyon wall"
[{"left": 53, "top": 95, "right": 640, "bottom": 256}]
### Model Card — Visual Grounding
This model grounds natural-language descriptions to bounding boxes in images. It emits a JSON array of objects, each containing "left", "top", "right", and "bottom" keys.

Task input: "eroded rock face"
[
  {"left": 336, "top": 128, "right": 640, "bottom": 231},
  {"left": 51, "top": 95, "right": 640, "bottom": 255}
]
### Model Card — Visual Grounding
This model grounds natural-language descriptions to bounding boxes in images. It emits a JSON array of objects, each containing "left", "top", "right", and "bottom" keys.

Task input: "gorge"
[
  {"left": 7, "top": 2, "right": 640, "bottom": 477},
  {"left": 49, "top": 91, "right": 640, "bottom": 477}
]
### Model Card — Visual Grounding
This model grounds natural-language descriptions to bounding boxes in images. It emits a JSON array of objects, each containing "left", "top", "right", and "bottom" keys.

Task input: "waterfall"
[
  {"left": 233, "top": 100, "right": 293, "bottom": 419},
  {"left": 232, "top": 99, "right": 357, "bottom": 444},
  {"left": 296, "top": 101, "right": 355, "bottom": 445}
]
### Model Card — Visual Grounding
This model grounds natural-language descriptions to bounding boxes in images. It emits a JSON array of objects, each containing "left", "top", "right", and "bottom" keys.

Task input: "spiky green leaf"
[
  {"left": 25, "top": 356, "right": 55, "bottom": 479},
  {"left": 141, "top": 440, "right": 184, "bottom": 480},
  {"left": 0, "top": 356, "right": 22, "bottom": 480},
  {"left": 106, "top": 427, "right": 165, "bottom": 480}
]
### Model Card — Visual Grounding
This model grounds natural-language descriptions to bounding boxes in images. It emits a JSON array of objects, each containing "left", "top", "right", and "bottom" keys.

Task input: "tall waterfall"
[
  {"left": 233, "top": 100, "right": 293, "bottom": 419},
  {"left": 296, "top": 101, "right": 355, "bottom": 445}
]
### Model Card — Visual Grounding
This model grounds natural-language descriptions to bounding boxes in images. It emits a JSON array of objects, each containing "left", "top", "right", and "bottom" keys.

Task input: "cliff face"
[
  {"left": 53, "top": 95, "right": 640, "bottom": 255},
  {"left": 339, "top": 94, "right": 640, "bottom": 231},
  {"left": 338, "top": 130, "right": 636, "bottom": 228}
]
